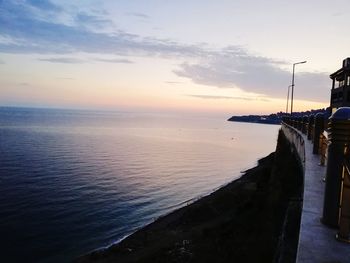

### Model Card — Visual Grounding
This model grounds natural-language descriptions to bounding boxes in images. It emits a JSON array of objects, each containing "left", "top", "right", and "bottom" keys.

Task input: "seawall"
[
  {"left": 281, "top": 121, "right": 350, "bottom": 263},
  {"left": 77, "top": 130, "right": 304, "bottom": 263}
]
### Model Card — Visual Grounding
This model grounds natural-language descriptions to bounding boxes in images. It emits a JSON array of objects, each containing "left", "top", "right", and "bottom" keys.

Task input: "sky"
[{"left": 0, "top": 0, "right": 349, "bottom": 116}]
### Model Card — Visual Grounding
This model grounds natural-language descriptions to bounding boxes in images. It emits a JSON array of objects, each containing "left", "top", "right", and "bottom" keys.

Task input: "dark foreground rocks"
[{"left": 77, "top": 131, "right": 303, "bottom": 263}]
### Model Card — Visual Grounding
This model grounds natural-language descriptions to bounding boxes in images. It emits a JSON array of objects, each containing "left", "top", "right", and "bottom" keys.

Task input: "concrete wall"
[{"left": 281, "top": 123, "right": 305, "bottom": 172}]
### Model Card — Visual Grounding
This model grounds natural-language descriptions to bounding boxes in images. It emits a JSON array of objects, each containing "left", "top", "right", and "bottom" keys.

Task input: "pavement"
[{"left": 282, "top": 124, "right": 350, "bottom": 263}]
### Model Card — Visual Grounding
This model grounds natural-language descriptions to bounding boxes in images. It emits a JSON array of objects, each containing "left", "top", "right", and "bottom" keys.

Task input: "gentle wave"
[{"left": 0, "top": 108, "right": 279, "bottom": 263}]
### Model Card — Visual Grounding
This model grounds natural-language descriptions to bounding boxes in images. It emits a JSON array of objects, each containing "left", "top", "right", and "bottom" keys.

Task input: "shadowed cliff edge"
[{"left": 77, "top": 131, "right": 303, "bottom": 263}]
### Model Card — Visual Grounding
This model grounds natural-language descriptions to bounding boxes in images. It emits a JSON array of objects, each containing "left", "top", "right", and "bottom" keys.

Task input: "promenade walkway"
[{"left": 281, "top": 123, "right": 350, "bottom": 263}]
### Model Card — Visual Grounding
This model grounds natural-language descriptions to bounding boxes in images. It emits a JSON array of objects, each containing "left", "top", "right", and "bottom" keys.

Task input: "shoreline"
[
  {"left": 82, "top": 173, "right": 248, "bottom": 256},
  {"left": 228, "top": 119, "right": 281, "bottom": 126},
  {"left": 77, "top": 131, "right": 303, "bottom": 263}
]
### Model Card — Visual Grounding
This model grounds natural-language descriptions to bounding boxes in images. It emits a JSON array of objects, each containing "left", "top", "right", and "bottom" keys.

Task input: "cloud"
[
  {"left": 0, "top": 2, "right": 204, "bottom": 61},
  {"left": 175, "top": 49, "right": 330, "bottom": 102},
  {"left": 39, "top": 57, "right": 132, "bottom": 64},
  {"left": 93, "top": 58, "right": 133, "bottom": 64},
  {"left": 0, "top": 60, "right": 4, "bottom": 64},
  {"left": 126, "top": 12, "right": 150, "bottom": 19},
  {"left": 56, "top": 77, "right": 75, "bottom": 80},
  {"left": 0, "top": 1, "right": 331, "bottom": 102},
  {"left": 38, "top": 57, "right": 84, "bottom": 63},
  {"left": 332, "top": 12, "right": 344, "bottom": 17},
  {"left": 188, "top": 94, "right": 270, "bottom": 102},
  {"left": 18, "top": 82, "right": 30, "bottom": 86},
  {"left": 165, "top": 81, "right": 182, "bottom": 84},
  {"left": 75, "top": 12, "right": 113, "bottom": 28},
  {"left": 26, "top": 0, "right": 62, "bottom": 12},
  {"left": 0, "top": 2, "right": 201, "bottom": 57}
]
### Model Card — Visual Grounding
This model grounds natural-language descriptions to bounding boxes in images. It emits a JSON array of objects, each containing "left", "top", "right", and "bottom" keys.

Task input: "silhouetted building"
[{"left": 330, "top": 58, "right": 350, "bottom": 113}]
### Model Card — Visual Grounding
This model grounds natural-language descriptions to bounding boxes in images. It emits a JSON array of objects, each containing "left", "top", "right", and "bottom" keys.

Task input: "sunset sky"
[{"left": 1, "top": 0, "right": 349, "bottom": 115}]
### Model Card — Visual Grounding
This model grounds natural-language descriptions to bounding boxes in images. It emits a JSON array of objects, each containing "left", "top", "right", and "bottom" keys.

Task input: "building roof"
[
  {"left": 330, "top": 67, "right": 350, "bottom": 80},
  {"left": 330, "top": 58, "right": 350, "bottom": 80}
]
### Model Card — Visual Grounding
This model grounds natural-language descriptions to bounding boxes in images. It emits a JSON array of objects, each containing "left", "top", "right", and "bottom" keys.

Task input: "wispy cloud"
[
  {"left": 39, "top": 57, "right": 133, "bottom": 64},
  {"left": 0, "top": 2, "right": 200, "bottom": 57},
  {"left": 75, "top": 12, "right": 113, "bottom": 28},
  {"left": 26, "top": 0, "right": 62, "bottom": 12},
  {"left": 0, "top": 1, "right": 331, "bottom": 102},
  {"left": 188, "top": 94, "right": 270, "bottom": 102},
  {"left": 126, "top": 12, "right": 150, "bottom": 19},
  {"left": 331, "top": 12, "right": 344, "bottom": 17},
  {"left": 18, "top": 82, "right": 30, "bottom": 86},
  {"left": 93, "top": 58, "right": 133, "bottom": 64},
  {"left": 165, "top": 81, "right": 182, "bottom": 84},
  {"left": 38, "top": 57, "right": 85, "bottom": 63},
  {"left": 175, "top": 48, "right": 330, "bottom": 102},
  {"left": 56, "top": 77, "right": 75, "bottom": 80}
]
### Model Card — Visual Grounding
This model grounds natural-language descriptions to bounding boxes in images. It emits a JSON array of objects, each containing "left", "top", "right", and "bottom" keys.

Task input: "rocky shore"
[{"left": 77, "top": 131, "right": 303, "bottom": 263}]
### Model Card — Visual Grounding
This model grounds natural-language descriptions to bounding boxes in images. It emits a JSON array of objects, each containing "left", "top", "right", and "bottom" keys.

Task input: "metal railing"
[
  {"left": 337, "top": 148, "right": 350, "bottom": 242},
  {"left": 319, "top": 131, "right": 328, "bottom": 166},
  {"left": 282, "top": 108, "right": 350, "bottom": 243}
]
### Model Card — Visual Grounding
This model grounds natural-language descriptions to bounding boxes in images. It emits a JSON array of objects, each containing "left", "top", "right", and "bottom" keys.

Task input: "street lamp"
[
  {"left": 291, "top": 60, "right": 307, "bottom": 115},
  {"left": 286, "top": 85, "right": 292, "bottom": 114}
]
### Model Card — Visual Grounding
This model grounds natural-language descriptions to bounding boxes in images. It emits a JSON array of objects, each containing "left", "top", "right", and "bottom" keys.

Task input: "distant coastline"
[
  {"left": 227, "top": 115, "right": 281, "bottom": 125},
  {"left": 228, "top": 108, "right": 328, "bottom": 125}
]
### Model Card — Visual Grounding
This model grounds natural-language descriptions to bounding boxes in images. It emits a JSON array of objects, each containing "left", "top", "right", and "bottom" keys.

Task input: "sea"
[{"left": 0, "top": 107, "right": 280, "bottom": 262}]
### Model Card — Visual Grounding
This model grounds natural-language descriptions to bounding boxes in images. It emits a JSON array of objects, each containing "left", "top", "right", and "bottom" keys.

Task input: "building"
[{"left": 330, "top": 57, "right": 350, "bottom": 113}]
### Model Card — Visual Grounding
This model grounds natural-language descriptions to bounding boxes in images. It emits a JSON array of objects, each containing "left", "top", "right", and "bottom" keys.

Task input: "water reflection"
[{"left": 0, "top": 108, "right": 279, "bottom": 262}]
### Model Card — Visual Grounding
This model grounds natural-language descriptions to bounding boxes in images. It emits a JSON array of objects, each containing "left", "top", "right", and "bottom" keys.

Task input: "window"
[
  {"left": 339, "top": 80, "right": 345, "bottom": 87},
  {"left": 339, "top": 91, "right": 343, "bottom": 100}
]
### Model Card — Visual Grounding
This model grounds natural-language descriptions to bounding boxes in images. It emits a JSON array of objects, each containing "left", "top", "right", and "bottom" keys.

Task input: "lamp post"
[
  {"left": 286, "top": 85, "right": 292, "bottom": 114},
  {"left": 291, "top": 60, "right": 307, "bottom": 115}
]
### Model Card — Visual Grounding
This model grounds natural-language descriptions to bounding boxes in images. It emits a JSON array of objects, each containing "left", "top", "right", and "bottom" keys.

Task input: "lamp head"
[{"left": 294, "top": 61, "right": 307, "bottom": 65}]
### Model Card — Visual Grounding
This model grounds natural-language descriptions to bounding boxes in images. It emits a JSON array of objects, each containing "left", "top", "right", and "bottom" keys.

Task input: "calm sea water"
[{"left": 0, "top": 107, "right": 280, "bottom": 262}]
